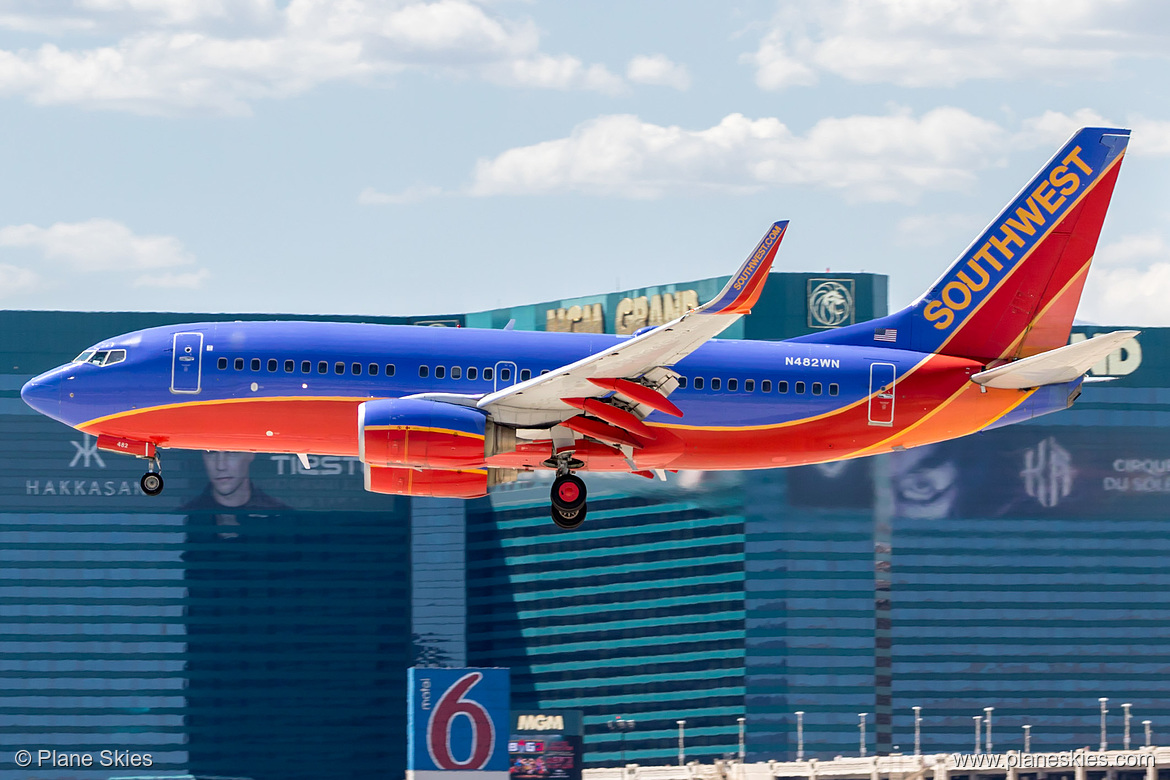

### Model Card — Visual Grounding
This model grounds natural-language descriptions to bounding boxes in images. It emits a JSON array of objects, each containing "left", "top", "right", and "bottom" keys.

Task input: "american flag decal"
[{"left": 874, "top": 328, "right": 897, "bottom": 342}]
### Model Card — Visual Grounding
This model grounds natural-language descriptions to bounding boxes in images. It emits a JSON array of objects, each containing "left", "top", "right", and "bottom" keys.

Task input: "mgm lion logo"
[{"left": 807, "top": 279, "right": 855, "bottom": 328}]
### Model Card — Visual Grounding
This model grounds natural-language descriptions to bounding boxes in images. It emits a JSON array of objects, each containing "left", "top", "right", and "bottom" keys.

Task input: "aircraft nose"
[{"left": 21, "top": 371, "right": 62, "bottom": 419}]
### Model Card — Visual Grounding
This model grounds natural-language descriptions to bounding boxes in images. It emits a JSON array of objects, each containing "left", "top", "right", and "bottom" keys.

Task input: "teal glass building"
[{"left": 2, "top": 271, "right": 1166, "bottom": 775}]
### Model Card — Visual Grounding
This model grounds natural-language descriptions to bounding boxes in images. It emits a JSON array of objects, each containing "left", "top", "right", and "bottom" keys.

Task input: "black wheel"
[
  {"left": 551, "top": 503, "right": 586, "bottom": 530},
  {"left": 551, "top": 474, "right": 586, "bottom": 510},
  {"left": 140, "top": 472, "right": 164, "bottom": 496}
]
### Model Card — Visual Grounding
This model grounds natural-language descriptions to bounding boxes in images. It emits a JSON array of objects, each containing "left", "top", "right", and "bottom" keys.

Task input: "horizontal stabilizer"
[{"left": 971, "top": 330, "right": 1138, "bottom": 389}]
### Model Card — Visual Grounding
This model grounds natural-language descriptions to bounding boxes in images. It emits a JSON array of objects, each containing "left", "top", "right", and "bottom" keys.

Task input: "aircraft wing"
[{"left": 477, "top": 221, "right": 789, "bottom": 427}]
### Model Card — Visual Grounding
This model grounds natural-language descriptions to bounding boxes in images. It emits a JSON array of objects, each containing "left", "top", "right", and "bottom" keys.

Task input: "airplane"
[{"left": 22, "top": 126, "right": 1135, "bottom": 529}]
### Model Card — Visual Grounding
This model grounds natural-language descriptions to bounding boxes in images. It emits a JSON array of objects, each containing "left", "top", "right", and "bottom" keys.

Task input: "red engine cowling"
[
  {"left": 359, "top": 398, "right": 490, "bottom": 469},
  {"left": 365, "top": 465, "right": 488, "bottom": 499}
]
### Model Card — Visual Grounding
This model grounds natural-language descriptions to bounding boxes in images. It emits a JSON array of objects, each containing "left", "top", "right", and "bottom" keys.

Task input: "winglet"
[{"left": 701, "top": 220, "right": 788, "bottom": 315}]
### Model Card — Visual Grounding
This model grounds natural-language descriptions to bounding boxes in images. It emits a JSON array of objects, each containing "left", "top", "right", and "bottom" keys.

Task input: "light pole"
[
  {"left": 984, "top": 707, "right": 994, "bottom": 754},
  {"left": 859, "top": 713, "right": 868, "bottom": 757},
  {"left": 974, "top": 716, "right": 983, "bottom": 754},
  {"left": 1144, "top": 720, "right": 1152, "bottom": 748},
  {"left": 608, "top": 717, "right": 635, "bottom": 764},
  {"left": 912, "top": 706, "right": 922, "bottom": 757},
  {"left": 1023, "top": 725, "right": 1031, "bottom": 753},
  {"left": 1123, "top": 703, "right": 1132, "bottom": 750},
  {"left": 795, "top": 711, "right": 805, "bottom": 761},
  {"left": 677, "top": 720, "right": 686, "bottom": 766},
  {"left": 1099, "top": 698, "right": 1109, "bottom": 751},
  {"left": 737, "top": 717, "right": 745, "bottom": 762}
]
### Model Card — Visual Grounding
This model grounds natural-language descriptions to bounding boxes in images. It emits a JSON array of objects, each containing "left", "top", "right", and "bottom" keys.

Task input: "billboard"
[
  {"left": 409, "top": 668, "right": 511, "bottom": 780},
  {"left": 508, "top": 711, "right": 583, "bottom": 780}
]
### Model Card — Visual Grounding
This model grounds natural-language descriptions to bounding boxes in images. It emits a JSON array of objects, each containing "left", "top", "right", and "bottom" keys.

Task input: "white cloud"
[
  {"left": 1014, "top": 110, "right": 1170, "bottom": 157},
  {"left": 744, "top": 0, "right": 1170, "bottom": 90},
  {"left": 0, "top": 0, "right": 626, "bottom": 114},
  {"left": 489, "top": 54, "right": 625, "bottom": 94},
  {"left": 626, "top": 54, "right": 690, "bottom": 91},
  {"left": 358, "top": 185, "right": 443, "bottom": 205},
  {"left": 469, "top": 107, "right": 1007, "bottom": 202},
  {"left": 0, "top": 263, "right": 41, "bottom": 297},
  {"left": 895, "top": 213, "right": 985, "bottom": 247},
  {"left": 133, "top": 268, "right": 212, "bottom": 288},
  {"left": 0, "top": 218, "right": 195, "bottom": 271},
  {"left": 1097, "top": 232, "right": 1167, "bottom": 265},
  {"left": 1081, "top": 263, "right": 1170, "bottom": 326}
]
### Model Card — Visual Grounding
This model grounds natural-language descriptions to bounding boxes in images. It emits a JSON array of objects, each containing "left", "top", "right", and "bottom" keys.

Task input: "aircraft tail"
[{"left": 795, "top": 127, "right": 1130, "bottom": 362}]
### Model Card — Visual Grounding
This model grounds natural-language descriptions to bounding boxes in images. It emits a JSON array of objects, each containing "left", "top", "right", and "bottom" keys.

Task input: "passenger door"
[
  {"left": 171, "top": 332, "right": 204, "bottom": 394},
  {"left": 868, "top": 362, "right": 895, "bottom": 427}
]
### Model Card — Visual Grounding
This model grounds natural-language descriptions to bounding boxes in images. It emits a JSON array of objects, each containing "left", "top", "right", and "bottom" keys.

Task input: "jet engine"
[{"left": 357, "top": 398, "right": 518, "bottom": 498}]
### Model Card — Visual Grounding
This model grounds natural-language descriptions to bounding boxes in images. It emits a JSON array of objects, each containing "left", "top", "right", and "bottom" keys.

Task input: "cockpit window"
[{"left": 80, "top": 349, "right": 127, "bottom": 367}]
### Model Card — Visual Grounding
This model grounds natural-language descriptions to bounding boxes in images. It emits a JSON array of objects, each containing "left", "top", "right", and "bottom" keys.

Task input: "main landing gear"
[
  {"left": 550, "top": 473, "right": 587, "bottom": 529},
  {"left": 140, "top": 456, "right": 164, "bottom": 497}
]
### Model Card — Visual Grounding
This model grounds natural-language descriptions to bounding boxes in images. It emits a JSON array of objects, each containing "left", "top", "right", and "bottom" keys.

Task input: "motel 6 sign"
[{"left": 409, "top": 667, "right": 511, "bottom": 776}]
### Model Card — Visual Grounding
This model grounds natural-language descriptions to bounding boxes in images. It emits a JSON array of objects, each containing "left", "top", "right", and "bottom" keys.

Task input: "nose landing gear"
[{"left": 139, "top": 456, "right": 164, "bottom": 497}]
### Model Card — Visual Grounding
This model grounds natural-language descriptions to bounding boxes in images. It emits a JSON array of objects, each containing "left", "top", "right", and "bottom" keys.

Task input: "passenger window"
[
  {"left": 745, "top": 379, "right": 755, "bottom": 392},
  {"left": 761, "top": 380, "right": 771, "bottom": 393},
  {"left": 829, "top": 383, "right": 839, "bottom": 396},
  {"left": 352, "top": 362, "right": 362, "bottom": 375},
  {"left": 436, "top": 366, "right": 446, "bottom": 379},
  {"left": 234, "top": 358, "right": 244, "bottom": 370},
  {"left": 778, "top": 380, "right": 789, "bottom": 394},
  {"left": 795, "top": 381, "right": 806, "bottom": 394},
  {"left": 284, "top": 359, "right": 294, "bottom": 373},
  {"left": 267, "top": 359, "right": 278, "bottom": 372},
  {"left": 484, "top": 367, "right": 494, "bottom": 380},
  {"left": 468, "top": 367, "right": 478, "bottom": 380},
  {"left": 728, "top": 378, "right": 738, "bottom": 392},
  {"left": 712, "top": 378, "right": 722, "bottom": 391},
  {"left": 334, "top": 362, "right": 344, "bottom": 375},
  {"left": 218, "top": 357, "right": 228, "bottom": 370},
  {"left": 520, "top": 368, "right": 531, "bottom": 381},
  {"left": 251, "top": 358, "right": 261, "bottom": 371},
  {"left": 419, "top": 365, "right": 429, "bottom": 378},
  {"left": 318, "top": 361, "right": 328, "bottom": 374},
  {"left": 694, "top": 377, "right": 704, "bottom": 390},
  {"left": 385, "top": 364, "right": 396, "bottom": 377},
  {"left": 540, "top": 369, "right": 550, "bottom": 375},
  {"left": 812, "top": 382, "right": 823, "bottom": 395},
  {"left": 301, "top": 360, "right": 311, "bottom": 373},
  {"left": 369, "top": 363, "right": 379, "bottom": 376},
  {"left": 500, "top": 368, "right": 511, "bottom": 381},
  {"left": 678, "top": 377, "right": 688, "bottom": 389},
  {"left": 451, "top": 366, "right": 462, "bottom": 379}
]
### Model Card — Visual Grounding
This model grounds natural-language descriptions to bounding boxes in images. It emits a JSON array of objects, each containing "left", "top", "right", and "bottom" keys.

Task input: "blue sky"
[{"left": 0, "top": 0, "right": 1168, "bottom": 324}]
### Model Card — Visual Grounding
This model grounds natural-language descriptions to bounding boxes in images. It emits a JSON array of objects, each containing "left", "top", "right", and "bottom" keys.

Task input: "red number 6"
[{"left": 427, "top": 672, "right": 495, "bottom": 769}]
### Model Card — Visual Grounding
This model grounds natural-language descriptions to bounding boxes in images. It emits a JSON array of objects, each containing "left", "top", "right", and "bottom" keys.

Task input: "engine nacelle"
[
  {"left": 365, "top": 465, "right": 489, "bottom": 499},
  {"left": 358, "top": 398, "right": 515, "bottom": 469},
  {"left": 364, "top": 465, "right": 518, "bottom": 498}
]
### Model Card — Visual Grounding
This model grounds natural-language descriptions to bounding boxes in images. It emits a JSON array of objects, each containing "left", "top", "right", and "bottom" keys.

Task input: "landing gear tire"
[
  {"left": 140, "top": 472, "right": 164, "bottom": 496},
  {"left": 550, "top": 474, "right": 587, "bottom": 529}
]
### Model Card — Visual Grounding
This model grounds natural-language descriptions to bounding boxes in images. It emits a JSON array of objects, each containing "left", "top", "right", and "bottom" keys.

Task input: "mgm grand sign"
[{"left": 545, "top": 290, "right": 700, "bottom": 335}]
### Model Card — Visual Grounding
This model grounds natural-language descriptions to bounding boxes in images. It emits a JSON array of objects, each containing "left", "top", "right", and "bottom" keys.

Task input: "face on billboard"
[{"left": 201, "top": 451, "right": 255, "bottom": 506}]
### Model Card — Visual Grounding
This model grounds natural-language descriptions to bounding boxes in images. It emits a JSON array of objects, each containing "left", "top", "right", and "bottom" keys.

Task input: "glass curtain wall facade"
[
  {"left": 1, "top": 311, "right": 414, "bottom": 780},
  {"left": 466, "top": 475, "right": 748, "bottom": 765}
]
